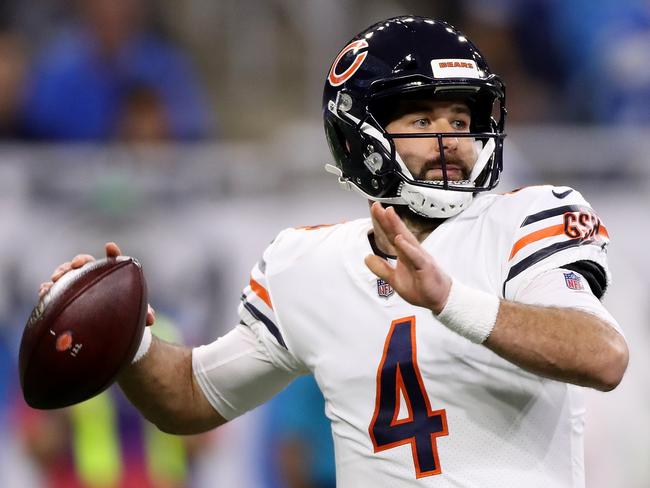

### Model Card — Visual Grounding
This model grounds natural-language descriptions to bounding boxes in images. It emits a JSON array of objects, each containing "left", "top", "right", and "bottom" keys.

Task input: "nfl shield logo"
[
  {"left": 377, "top": 279, "right": 394, "bottom": 298},
  {"left": 563, "top": 272, "right": 584, "bottom": 291}
]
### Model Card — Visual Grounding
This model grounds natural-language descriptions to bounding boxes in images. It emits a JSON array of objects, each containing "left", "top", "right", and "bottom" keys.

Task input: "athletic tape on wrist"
[
  {"left": 436, "top": 280, "right": 500, "bottom": 344},
  {"left": 132, "top": 327, "right": 153, "bottom": 363}
]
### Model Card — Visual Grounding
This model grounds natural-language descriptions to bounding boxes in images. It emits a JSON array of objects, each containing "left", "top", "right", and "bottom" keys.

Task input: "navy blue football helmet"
[{"left": 323, "top": 16, "right": 506, "bottom": 218}]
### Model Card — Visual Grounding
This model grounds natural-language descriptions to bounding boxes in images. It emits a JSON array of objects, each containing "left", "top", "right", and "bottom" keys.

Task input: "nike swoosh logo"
[{"left": 552, "top": 189, "right": 573, "bottom": 199}]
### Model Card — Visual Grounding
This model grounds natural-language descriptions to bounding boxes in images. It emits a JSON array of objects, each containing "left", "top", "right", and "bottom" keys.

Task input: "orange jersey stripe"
[
  {"left": 509, "top": 224, "right": 565, "bottom": 261},
  {"left": 295, "top": 223, "right": 336, "bottom": 231},
  {"left": 250, "top": 277, "right": 273, "bottom": 310}
]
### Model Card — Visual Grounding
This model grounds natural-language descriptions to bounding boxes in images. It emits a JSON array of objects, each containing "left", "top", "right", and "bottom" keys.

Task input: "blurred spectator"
[
  {"left": 459, "top": 0, "right": 557, "bottom": 122},
  {"left": 544, "top": 0, "right": 650, "bottom": 124},
  {"left": 116, "top": 84, "right": 171, "bottom": 143},
  {"left": 468, "top": 0, "right": 650, "bottom": 124},
  {"left": 1, "top": 0, "right": 71, "bottom": 50},
  {"left": 260, "top": 375, "right": 335, "bottom": 488},
  {"left": 21, "top": 0, "right": 213, "bottom": 141},
  {"left": 0, "top": 31, "right": 28, "bottom": 139},
  {"left": 17, "top": 314, "right": 209, "bottom": 488},
  {"left": 0, "top": 325, "right": 14, "bottom": 440},
  {"left": 1, "top": 320, "right": 44, "bottom": 487}
]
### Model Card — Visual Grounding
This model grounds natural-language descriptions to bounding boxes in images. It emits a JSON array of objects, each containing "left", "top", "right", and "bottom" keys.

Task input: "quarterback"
[{"left": 40, "top": 17, "right": 628, "bottom": 487}]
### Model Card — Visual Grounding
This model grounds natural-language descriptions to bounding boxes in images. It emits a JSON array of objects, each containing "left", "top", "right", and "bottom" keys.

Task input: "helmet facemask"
[{"left": 326, "top": 84, "right": 505, "bottom": 218}]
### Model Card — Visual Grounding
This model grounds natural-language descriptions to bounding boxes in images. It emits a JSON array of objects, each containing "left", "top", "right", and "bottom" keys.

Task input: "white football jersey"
[{"left": 199, "top": 185, "right": 618, "bottom": 488}]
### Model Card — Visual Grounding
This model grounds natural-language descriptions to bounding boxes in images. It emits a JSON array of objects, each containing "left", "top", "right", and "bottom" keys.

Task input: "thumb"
[
  {"left": 105, "top": 242, "right": 122, "bottom": 258},
  {"left": 146, "top": 304, "right": 155, "bottom": 326}
]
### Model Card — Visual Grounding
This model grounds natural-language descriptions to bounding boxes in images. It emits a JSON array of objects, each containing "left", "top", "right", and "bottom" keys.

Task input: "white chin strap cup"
[{"left": 400, "top": 183, "right": 473, "bottom": 218}]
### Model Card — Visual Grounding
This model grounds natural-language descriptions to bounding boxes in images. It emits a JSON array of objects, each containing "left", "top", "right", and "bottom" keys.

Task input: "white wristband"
[
  {"left": 436, "top": 280, "right": 500, "bottom": 344},
  {"left": 132, "top": 327, "right": 153, "bottom": 363}
]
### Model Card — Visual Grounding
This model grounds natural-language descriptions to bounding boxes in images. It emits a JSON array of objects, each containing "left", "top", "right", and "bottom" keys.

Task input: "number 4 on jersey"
[{"left": 369, "top": 317, "right": 449, "bottom": 478}]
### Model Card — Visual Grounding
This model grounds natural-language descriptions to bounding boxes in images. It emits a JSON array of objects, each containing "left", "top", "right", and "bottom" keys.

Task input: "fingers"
[
  {"left": 71, "top": 254, "right": 95, "bottom": 269},
  {"left": 364, "top": 255, "right": 394, "bottom": 282},
  {"left": 41, "top": 243, "right": 124, "bottom": 298},
  {"left": 50, "top": 261, "right": 72, "bottom": 282},
  {"left": 105, "top": 242, "right": 122, "bottom": 258},
  {"left": 370, "top": 203, "right": 419, "bottom": 247},
  {"left": 370, "top": 202, "right": 396, "bottom": 240},
  {"left": 393, "top": 234, "right": 427, "bottom": 271},
  {"left": 146, "top": 304, "right": 156, "bottom": 326},
  {"left": 39, "top": 281, "right": 53, "bottom": 299},
  {"left": 51, "top": 252, "right": 96, "bottom": 282},
  {"left": 370, "top": 203, "right": 426, "bottom": 271}
]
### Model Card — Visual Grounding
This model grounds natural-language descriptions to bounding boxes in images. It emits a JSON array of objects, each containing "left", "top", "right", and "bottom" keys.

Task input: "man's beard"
[{"left": 413, "top": 156, "right": 471, "bottom": 182}]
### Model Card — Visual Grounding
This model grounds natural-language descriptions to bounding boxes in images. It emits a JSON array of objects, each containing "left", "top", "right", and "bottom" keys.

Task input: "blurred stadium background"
[{"left": 1, "top": 1, "right": 649, "bottom": 487}]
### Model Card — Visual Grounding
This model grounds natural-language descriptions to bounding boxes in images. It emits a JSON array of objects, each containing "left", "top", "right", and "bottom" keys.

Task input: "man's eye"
[
  {"left": 414, "top": 119, "right": 429, "bottom": 129},
  {"left": 452, "top": 119, "right": 469, "bottom": 130}
]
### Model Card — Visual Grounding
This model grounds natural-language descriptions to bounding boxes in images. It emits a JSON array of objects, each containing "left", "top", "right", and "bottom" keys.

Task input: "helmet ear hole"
[{"left": 325, "top": 119, "right": 351, "bottom": 160}]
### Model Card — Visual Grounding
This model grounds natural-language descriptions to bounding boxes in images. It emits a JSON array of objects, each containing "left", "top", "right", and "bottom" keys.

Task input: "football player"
[{"left": 40, "top": 17, "right": 628, "bottom": 487}]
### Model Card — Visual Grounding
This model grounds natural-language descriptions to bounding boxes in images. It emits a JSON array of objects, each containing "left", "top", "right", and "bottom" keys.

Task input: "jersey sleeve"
[
  {"left": 513, "top": 267, "right": 623, "bottom": 337},
  {"left": 502, "top": 186, "right": 611, "bottom": 300},
  {"left": 192, "top": 233, "right": 309, "bottom": 420},
  {"left": 192, "top": 325, "right": 303, "bottom": 420},
  {"left": 238, "top": 233, "right": 307, "bottom": 374}
]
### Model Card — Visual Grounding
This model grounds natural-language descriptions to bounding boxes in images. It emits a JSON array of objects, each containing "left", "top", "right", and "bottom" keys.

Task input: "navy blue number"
[{"left": 369, "top": 316, "right": 448, "bottom": 478}]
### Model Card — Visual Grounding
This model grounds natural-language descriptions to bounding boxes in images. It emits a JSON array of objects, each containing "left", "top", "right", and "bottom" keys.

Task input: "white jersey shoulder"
[
  {"left": 264, "top": 221, "right": 358, "bottom": 273},
  {"left": 238, "top": 220, "right": 364, "bottom": 371},
  {"left": 478, "top": 185, "right": 610, "bottom": 300}
]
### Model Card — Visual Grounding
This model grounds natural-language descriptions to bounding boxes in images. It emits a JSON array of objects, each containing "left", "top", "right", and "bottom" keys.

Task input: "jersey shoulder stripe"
[
  {"left": 239, "top": 259, "right": 287, "bottom": 348},
  {"left": 500, "top": 185, "right": 610, "bottom": 298},
  {"left": 509, "top": 208, "right": 609, "bottom": 263},
  {"left": 239, "top": 293, "right": 286, "bottom": 348},
  {"left": 520, "top": 204, "right": 593, "bottom": 227},
  {"left": 242, "top": 220, "right": 368, "bottom": 357},
  {"left": 250, "top": 277, "right": 273, "bottom": 309},
  {"left": 505, "top": 237, "right": 602, "bottom": 286},
  {"left": 508, "top": 223, "right": 564, "bottom": 260}
]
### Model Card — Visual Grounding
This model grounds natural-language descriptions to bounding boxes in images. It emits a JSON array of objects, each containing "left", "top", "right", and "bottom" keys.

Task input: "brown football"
[{"left": 19, "top": 256, "right": 148, "bottom": 409}]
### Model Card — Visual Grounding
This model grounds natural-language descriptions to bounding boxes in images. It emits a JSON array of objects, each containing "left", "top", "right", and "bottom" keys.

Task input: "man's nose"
[
  {"left": 430, "top": 120, "right": 459, "bottom": 153},
  {"left": 441, "top": 134, "right": 459, "bottom": 152}
]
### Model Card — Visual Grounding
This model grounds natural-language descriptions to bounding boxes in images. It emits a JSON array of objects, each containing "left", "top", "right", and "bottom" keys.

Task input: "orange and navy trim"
[
  {"left": 503, "top": 205, "right": 609, "bottom": 294},
  {"left": 519, "top": 204, "right": 592, "bottom": 227},
  {"left": 249, "top": 277, "right": 272, "bottom": 310},
  {"left": 240, "top": 294, "right": 286, "bottom": 348},
  {"left": 239, "top": 261, "right": 287, "bottom": 349}
]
